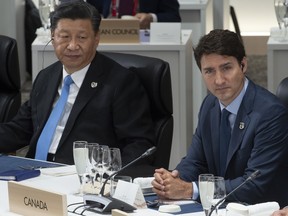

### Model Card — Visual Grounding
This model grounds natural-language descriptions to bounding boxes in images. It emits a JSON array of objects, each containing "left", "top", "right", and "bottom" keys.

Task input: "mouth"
[
  {"left": 215, "top": 87, "right": 230, "bottom": 95},
  {"left": 65, "top": 54, "right": 81, "bottom": 60},
  {"left": 216, "top": 86, "right": 229, "bottom": 91}
]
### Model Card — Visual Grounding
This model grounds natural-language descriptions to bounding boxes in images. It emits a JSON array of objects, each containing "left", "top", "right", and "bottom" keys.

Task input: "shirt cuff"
[
  {"left": 192, "top": 182, "right": 199, "bottom": 200},
  {"left": 150, "top": 13, "right": 157, "bottom": 22}
]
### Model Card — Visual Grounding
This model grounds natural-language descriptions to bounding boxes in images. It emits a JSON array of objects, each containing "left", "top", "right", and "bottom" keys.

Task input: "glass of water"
[{"left": 199, "top": 174, "right": 214, "bottom": 216}]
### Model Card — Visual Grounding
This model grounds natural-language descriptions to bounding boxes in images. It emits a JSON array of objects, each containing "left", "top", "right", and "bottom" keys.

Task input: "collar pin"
[
  {"left": 239, "top": 122, "right": 245, "bottom": 130},
  {"left": 91, "top": 82, "right": 98, "bottom": 88}
]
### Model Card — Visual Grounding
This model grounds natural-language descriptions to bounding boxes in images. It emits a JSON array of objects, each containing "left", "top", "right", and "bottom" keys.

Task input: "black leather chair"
[
  {"left": 102, "top": 52, "right": 173, "bottom": 175},
  {"left": 0, "top": 35, "right": 21, "bottom": 122},
  {"left": 276, "top": 77, "right": 288, "bottom": 108}
]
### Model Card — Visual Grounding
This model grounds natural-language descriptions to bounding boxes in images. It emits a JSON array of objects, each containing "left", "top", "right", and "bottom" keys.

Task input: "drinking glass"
[
  {"left": 106, "top": 148, "right": 122, "bottom": 176},
  {"left": 207, "top": 176, "right": 226, "bottom": 216},
  {"left": 73, "top": 140, "right": 88, "bottom": 196},
  {"left": 274, "top": 0, "right": 288, "bottom": 40},
  {"left": 92, "top": 145, "right": 110, "bottom": 192},
  {"left": 86, "top": 143, "right": 99, "bottom": 186},
  {"left": 107, "top": 148, "right": 122, "bottom": 196},
  {"left": 199, "top": 174, "right": 214, "bottom": 216},
  {"left": 38, "top": 0, "right": 54, "bottom": 31}
]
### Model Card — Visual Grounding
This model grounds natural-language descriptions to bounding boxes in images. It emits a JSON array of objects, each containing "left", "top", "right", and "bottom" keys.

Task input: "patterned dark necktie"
[{"left": 219, "top": 109, "right": 231, "bottom": 176}]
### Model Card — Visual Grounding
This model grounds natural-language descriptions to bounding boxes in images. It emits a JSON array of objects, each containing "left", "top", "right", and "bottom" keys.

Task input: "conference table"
[{"left": 0, "top": 155, "right": 219, "bottom": 216}]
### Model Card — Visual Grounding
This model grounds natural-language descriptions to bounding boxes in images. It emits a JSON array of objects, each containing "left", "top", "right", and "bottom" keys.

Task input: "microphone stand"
[
  {"left": 100, "top": 146, "right": 156, "bottom": 195},
  {"left": 83, "top": 146, "right": 157, "bottom": 214},
  {"left": 208, "top": 170, "right": 260, "bottom": 216}
]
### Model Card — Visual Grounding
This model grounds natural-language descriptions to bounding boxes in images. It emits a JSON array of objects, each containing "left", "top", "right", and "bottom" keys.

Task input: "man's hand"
[
  {"left": 151, "top": 168, "right": 193, "bottom": 200},
  {"left": 135, "top": 13, "right": 153, "bottom": 29},
  {"left": 272, "top": 208, "right": 288, "bottom": 216}
]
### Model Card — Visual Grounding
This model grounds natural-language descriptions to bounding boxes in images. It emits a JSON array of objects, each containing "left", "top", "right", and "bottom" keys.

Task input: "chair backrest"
[
  {"left": 0, "top": 35, "right": 21, "bottom": 122},
  {"left": 276, "top": 77, "right": 288, "bottom": 108},
  {"left": 102, "top": 52, "right": 173, "bottom": 169}
]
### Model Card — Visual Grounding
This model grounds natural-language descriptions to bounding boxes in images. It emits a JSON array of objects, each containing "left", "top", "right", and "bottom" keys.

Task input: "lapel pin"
[
  {"left": 91, "top": 82, "right": 98, "bottom": 88},
  {"left": 239, "top": 122, "right": 245, "bottom": 130}
]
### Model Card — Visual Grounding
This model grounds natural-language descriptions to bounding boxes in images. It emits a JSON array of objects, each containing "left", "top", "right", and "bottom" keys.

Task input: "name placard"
[
  {"left": 113, "top": 180, "right": 147, "bottom": 209},
  {"left": 150, "top": 23, "right": 181, "bottom": 44},
  {"left": 99, "top": 19, "right": 140, "bottom": 43},
  {"left": 8, "top": 181, "right": 67, "bottom": 216}
]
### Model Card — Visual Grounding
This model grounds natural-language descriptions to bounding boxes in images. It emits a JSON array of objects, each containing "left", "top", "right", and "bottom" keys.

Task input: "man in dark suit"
[
  {"left": 86, "top": 0, "right": 181, "bottom": 29},
  {"left": 0, "top": 1, "right": 154, "bottom": 167},
  {"left": 152, "top": 29, "right": 288, "bottom": 207}
]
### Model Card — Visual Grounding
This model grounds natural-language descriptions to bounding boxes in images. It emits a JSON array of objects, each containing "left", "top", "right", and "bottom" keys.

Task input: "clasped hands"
[{"left": 152, "top": 168, "right": 193, "bottom": 200}]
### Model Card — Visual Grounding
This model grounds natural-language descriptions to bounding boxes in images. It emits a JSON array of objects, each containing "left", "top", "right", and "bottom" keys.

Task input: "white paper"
[
  {"left": 113, "top": 180, "right": 147, "bottom": 209},
  {"left": 40, "top": 165, "right": 77, "bottom": 177},
  {"left": 150, "top": 23, "right": 181, "bottom": 44}
]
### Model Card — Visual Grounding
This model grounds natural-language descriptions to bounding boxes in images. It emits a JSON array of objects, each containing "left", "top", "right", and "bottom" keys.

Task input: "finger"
[
  {"left": 152, "top": 179, "right": 165, "bottom": 190},
  {"left": 155, "top": 168, "right": 166, "bottom": 174},
  {"left": 171, "top": 169, "right": 179, "bottom": 178}
]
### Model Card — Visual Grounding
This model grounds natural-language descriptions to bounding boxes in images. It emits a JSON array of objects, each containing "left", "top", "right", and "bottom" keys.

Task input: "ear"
[
  {"left": 50, "top": 31, "right": 55, "bottom": 42},
  {"left": 240, "top": 57, "right": 248, "bottom": 73}
]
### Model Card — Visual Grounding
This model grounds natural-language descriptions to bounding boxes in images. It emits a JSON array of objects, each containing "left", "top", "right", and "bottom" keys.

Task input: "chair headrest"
[
  {"left": 0, "top": 35, "right": 21, "bottom": 91},
  {"left": 102, "top": 52, "right": 173, "bottom": 117}
]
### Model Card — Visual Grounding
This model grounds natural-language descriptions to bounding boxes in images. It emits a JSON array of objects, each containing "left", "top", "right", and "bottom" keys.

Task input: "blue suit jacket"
[
  {"left": 86, "top": 0, "right": 181, "bottom": 22},
  {"left": 176, "top": 79, "right": 288, "bottom": 207}
]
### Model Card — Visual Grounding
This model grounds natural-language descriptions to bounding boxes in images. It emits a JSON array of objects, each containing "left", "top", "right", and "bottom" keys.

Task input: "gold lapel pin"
[
  {"left": 91, "top": 82, "right": 98, "bottom": 88},
  {"left": 239, "top": 122, "right": 245, "bottom": 130}
]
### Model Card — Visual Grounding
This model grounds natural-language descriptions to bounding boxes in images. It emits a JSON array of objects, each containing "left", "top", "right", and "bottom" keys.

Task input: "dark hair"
[
  {"left": 50, "top": 0, "right": 101, "bottom": 33},
  {"left": 194, "top": 29, "right": 246, "bottom": 70}
]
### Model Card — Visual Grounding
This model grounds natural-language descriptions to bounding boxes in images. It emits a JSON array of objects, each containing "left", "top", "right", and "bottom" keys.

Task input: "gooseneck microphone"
[
  {"left": 83, "top": 146, "right": 157, "bottom": 214},
  {"left": 100, "top": 146, "right": 156, "bottom": 196},
  {"left": 208, "top": 170, "right": 261, "bottom": 216}
]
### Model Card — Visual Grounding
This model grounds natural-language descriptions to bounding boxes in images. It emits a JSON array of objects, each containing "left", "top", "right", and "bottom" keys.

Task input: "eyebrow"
[{"left": 202, "top": 62, "right": 233, "bottom": 72}]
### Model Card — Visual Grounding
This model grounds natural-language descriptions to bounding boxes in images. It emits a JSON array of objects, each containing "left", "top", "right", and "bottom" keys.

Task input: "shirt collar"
[
  {"left": 62, "top": 64, "right": 90, "bottom": 88},
  {"left": 219, "top": 77, "right": 249, "bottom": 115}
]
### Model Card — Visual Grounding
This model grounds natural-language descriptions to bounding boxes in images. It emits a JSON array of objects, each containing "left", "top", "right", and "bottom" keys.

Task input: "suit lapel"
[
  {"left": 226, "top": 81, "right": 255, "bottom": 167},
  {"left": 36, "top": 64, "right": 62, "bottom": 128},
  {"left": 58, "top": 54, "right": 104, "bottom": 146}
]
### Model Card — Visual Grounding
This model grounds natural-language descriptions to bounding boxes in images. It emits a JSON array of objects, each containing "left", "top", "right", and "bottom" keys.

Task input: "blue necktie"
[
  {"left": 35, "top": 75, "right": 74, "bottom": 160},
  {"left": 219, "top": 109, "right": 231, "bottom": 176}
]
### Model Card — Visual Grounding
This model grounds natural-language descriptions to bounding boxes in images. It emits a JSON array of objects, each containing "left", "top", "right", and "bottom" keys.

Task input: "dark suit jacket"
[
  {"left": 176, "top": 79, "right": 288, "bottom": 207},
  {"left": 0, "top": 52, "right": 155, "bottom": 166},
  {"left": 138, "top": 0, "right": 181, "bottom": 22},
  {"left": 86, "top": 0, "right": 181, "bottom": 22}
]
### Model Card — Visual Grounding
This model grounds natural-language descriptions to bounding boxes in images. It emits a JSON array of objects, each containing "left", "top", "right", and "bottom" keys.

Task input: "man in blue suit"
[
  {"left": 152, "top": 29, "right": 288, "bottom": 208},
  {"left": 86, "top": 0, "right": 181, "bottom": 29}
]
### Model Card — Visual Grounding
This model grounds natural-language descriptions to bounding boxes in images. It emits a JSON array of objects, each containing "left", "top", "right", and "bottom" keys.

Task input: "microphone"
[
  {"left": 83, "top": 146, "right": 157, "bottom": 214},
  {"left": 208, "top": 170, "right": 261, "bottom": 216},
  {"left": 100, "top": 146, "right": 156, "bottom": 196}
]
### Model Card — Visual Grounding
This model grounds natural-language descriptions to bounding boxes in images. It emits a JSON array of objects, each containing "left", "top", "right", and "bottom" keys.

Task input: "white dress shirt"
[{"left": 48, "top": 64, "right": 90, "bottom": 153}]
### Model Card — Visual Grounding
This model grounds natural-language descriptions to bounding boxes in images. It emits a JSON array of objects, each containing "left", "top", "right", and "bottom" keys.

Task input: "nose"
[
  {"left": 214, "top": 71, "right": 225, "bottom": 85},
  {"left": 67, "top": 38, "right": 79, "bottom": 50}
]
